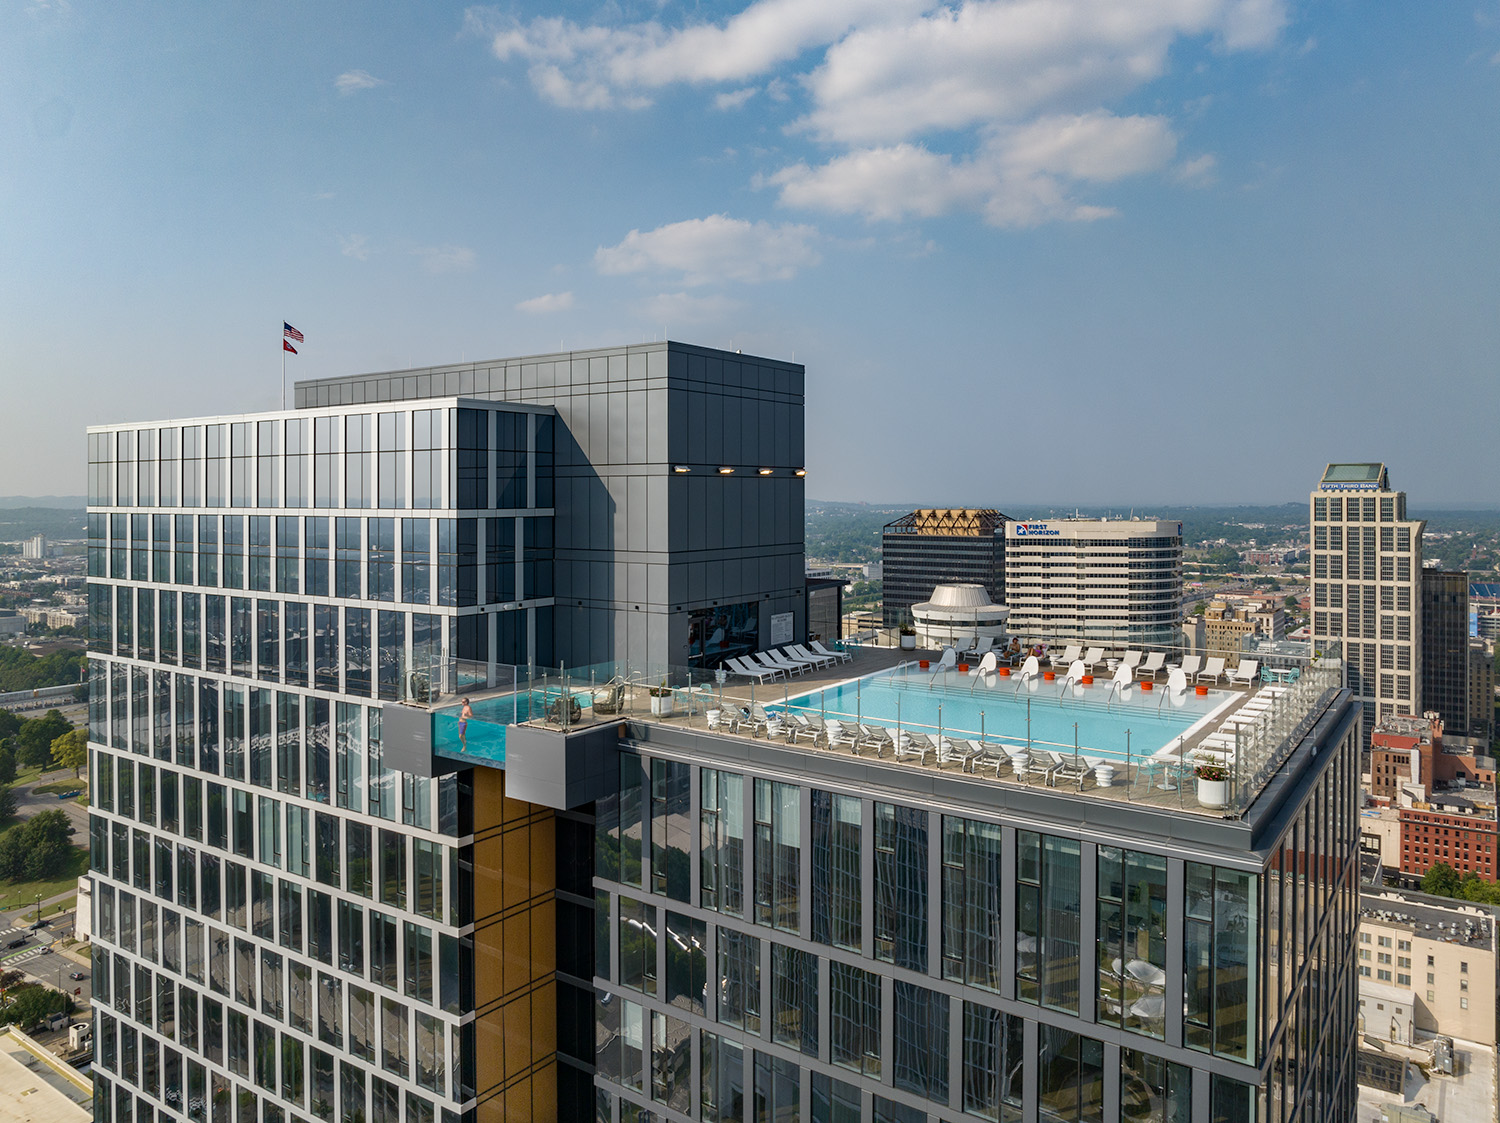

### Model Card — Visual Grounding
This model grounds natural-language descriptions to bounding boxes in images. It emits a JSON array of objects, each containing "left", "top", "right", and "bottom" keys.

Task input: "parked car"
[{"left": 68, "top": 971, "right": 86, "bottom": 981}]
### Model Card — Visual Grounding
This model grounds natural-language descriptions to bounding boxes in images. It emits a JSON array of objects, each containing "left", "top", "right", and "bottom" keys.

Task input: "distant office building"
[
  {"left": 1311, "top": 464, "right": 1425, "bottom": 740},
  {"left": 1421, "top": 570, "right": 1470, "bottom": 736},
  {"left": 881, "top": 508, "right": 1007, "bottom": 627},
  {"left": 1358, "top": 889, "right": 1498, "bottom": 1047},
  {"left": 22, "top": 534, "right": 47, "bottom": 559},
  {"left": 1003, "top": 518, "right": 1182, "bottom": 647},
  {"left": 1469, "top": 640, "right": 1495, "bottom": 744},
  {"left": 1241, "top": 549, "right": 1296, "bottom": 568}
]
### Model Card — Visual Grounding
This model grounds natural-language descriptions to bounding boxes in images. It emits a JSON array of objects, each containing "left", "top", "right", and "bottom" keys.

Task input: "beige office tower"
[{"left": 1310, "top": 464, "right": 1425, "bottom": 742}]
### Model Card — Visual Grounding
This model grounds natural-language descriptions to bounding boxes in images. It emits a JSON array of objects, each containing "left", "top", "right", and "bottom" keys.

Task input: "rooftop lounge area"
[{"left": 419, "top": 635, "right": 1345, "bottom": 821}]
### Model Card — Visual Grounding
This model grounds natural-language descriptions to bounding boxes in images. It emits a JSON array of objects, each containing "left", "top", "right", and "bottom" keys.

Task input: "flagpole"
[{"left": 281, "top": 334, "right": 286, "bottom": 411}]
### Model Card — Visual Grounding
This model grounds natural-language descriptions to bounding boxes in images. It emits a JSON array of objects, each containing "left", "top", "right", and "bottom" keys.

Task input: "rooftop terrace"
[{"left": 425, "top": 639, "right": 1345, "bottom": 822}]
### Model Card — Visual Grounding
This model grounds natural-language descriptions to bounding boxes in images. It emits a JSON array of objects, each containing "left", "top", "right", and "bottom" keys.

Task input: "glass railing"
[{"left": 423, "top": 641, "right": 1343, "bottom": 818}]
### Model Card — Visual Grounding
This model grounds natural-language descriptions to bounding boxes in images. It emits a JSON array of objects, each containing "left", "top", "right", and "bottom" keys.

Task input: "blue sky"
[{"left": 3, "top": 1, "right": 1497, "bottom": 506}]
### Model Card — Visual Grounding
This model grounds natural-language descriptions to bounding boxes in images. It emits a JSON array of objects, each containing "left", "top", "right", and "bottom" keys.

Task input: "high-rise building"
[
  {"left": 85, "top": 345, "right": 1363, "bottom": 1123},
  {"left": 1469, "top": 640, "right": 1495, "bottom": 745},
  {"left": 1420, "top": 570, "right": 1469, "bottom": 736},
  {"left": 1310, "top": 464, "right": 1425, "bottom": 741},
  {"left": 82, "top": 342, "right": 805, "bottom": 1123},
  {"left": 880, "top": 510, "right": 1007, "bottom": 628},
  {"left": 1001, "top": 519, "right": 1182, "bottom": 648}
]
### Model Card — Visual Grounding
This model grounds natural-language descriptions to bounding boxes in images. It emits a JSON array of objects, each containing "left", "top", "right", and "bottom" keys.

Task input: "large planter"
[
  {"left": 1196, "top": 778, "right": 1229, "bottom": 809},
  {"left": 899, "top": 634, "right": 917, "bottom": 650},
  {"left": 650, "top": 694, "right": 674, "bottom": 717}
]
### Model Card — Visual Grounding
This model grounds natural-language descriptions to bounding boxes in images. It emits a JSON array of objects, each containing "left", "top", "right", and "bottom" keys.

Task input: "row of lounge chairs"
[
  {"left": 723, "top": 641, "right": 853, "bottom": 681},
  {"left": 707, "top": 703, "right": 1115, "bottom": 786}
]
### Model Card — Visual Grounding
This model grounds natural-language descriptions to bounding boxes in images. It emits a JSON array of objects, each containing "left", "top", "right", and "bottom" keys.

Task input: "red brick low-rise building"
[{"left": 1399, "top": 802, "right": 1499, "bottom": 879}]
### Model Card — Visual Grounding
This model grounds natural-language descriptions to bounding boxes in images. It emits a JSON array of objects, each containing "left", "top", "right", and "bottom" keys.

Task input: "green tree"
[
  {"left": 14, "top": 711, "right": 69, "bottom": 770},
  {"left": 0, "top": 712, "right": 19, "bottom": 741},
  {"left": 0, "top": 746, "right": 15, "bottom": 785},
  {"left": 1192, "top": 601, "right": 1207, "bottom": 616},
  {"left": 0, "top": 810, "right": 71, "bottom": 883},
  {"left": 0, "top": 982, "right": 71, "bottom": 1029},
  {"left": 1421, "top": 862, "right": 1461, "bottom": 898},
  {"left": 1284, "top": 595, "right": 1299, "bottom": 611},
  {"left": 49, "top": 728, "right": 86, "bottom": 779}
]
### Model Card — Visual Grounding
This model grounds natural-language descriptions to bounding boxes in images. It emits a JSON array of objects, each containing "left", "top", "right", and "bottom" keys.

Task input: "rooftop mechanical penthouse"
[{"left": 85, "top": 342, "right": 1360, "bottom": 1123}]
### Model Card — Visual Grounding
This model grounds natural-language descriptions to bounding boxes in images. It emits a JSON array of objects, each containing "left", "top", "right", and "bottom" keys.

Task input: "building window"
[
  {"left": 1096, "top": 847, "right": 1168, "bottom": 1040},
  {"left": 753, "top": 780, "right": 799, "bottom": 933},
  {"left": 942, "top": 816, "right": 1004, "bottom": 992},
  {"left": 829, "top": 961, "right": 880, "bottom": 1078},
  {"left": 700, "top": 770, "right": 744, "bottom": 917},
  {"left": 1184, "top": 862, "right": 1258, "bottom": 1062},
  {"left": 874, "top": 802, "right": 928, "bottom": 973},
  {"left": 811, "top": 791, "right": 861, "bottom": 953},
  {"left": 1017, "top": 831, "right": 1081, "bottom": 1015}
]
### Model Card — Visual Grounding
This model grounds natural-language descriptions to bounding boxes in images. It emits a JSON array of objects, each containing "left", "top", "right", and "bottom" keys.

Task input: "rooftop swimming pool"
[
  {"left": 432, "top": 689, "right": 583, "bottom": 766},
  {"left": 774, "top": 668, "right": 1231, "bottom": 760}
]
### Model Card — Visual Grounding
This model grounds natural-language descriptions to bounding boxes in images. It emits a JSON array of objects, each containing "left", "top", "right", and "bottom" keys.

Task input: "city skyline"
[{"left": 4, "top": 3, "right": 1499, "bottom": 506}]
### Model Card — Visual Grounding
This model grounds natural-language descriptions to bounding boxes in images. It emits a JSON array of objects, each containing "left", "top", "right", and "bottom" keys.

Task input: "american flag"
[
  {"left": 283, "top": 340, "right": 298, "bottom": 355},
  {"left": 283, "top": 322, "right": 304, "bottom": 343}
]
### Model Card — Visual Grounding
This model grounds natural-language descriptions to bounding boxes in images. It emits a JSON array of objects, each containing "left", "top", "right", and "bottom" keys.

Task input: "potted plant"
[
  {"left": 649, "top": 680, "right": 675, "bottom": 717},
  {"left": 899, "top": 621, "right": 917, "bottom": 651},
  {"left": 1194, "top": 761, "right": 1230, "bottom": 809}
]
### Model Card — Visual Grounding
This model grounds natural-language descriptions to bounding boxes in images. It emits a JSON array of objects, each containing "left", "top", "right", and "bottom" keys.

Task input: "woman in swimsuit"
[{"left": 459, "top": 698, "right": 473, "bottom": 749}]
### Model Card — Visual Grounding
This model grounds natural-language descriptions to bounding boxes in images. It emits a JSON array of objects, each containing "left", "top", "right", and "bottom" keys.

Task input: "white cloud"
[
  {"left": 414, "top": 245, "right": 477, "bottom": 273},
  {"left": 339, "top": 234, "right": 370, "bottom": 260},
  {"left": 480, "top": 0, "right": 1286, "bottom": 225},
  {"left": 641, "top": 291, "right": 743, "bottom": 323},
  {"left": 715, "top": 87, "right": 758, "bottom": 110},
  {"left": 335, "top": 70, "right": 386, "bottom": 95},
  {"left": 595, "top": 215, "right": 820, "bottom": 284},
  {"left": 516, "top": 291, "right": 575, "bottom": 314},
  {"left": 1172, "top": 153, "right": 1218, "bottom": 187},
  {"left": 770, "top": 113, "right": 1176, "bottom": 226}
]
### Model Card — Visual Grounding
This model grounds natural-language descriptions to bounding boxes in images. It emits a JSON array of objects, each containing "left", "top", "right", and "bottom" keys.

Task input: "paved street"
[{"left": 8, "top": 769, "right": 88, "bottom": 838}]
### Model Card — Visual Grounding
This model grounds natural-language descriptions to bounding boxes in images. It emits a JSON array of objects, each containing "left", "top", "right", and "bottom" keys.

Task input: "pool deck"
[{"left": 496, "top": 645, "right": 1292, "bottom": 819}]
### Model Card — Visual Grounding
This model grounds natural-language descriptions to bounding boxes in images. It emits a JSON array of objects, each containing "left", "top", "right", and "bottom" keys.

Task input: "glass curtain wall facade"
[
  {"left": 85, "top": 400, "right": 556, "bottom": 1123},
  {"left": 582, "top": 702, "right": 1362, "bottom": 1123},
  {"left": 1420, "top": 570, "right": 1469, "bottom": 736}
]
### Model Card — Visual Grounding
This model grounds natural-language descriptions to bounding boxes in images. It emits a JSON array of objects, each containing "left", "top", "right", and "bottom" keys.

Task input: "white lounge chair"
[
  {"left": 1197, "top": 657, "right": 1226, "bottom": 684},
  {"left": 1111, "top": 663, "right": 1134, "bottom": 690},
  {"left": 968, "top": 651, "right": 999, "bottom": 678},
  {"left": 1165, "top": 668, "right": 1189, "bottom": 694},
  {"left": 1016, "top": 655, "right": 1041, "bottom": 681},
  {"left": 809, "top": 640, "right": 853, "bottom": 664},
  {"left": 1120, "top": 650, "right": 1144, "bottom": 674},
  {"left": 773, "top": 647, "right": 818, "bottom": 672},
  {"left": 1038, "top": 750, "right": 1095, "bottom": 787},
  {"left": 1049, "top": 644, "right": 1083, "bottom": 669},
  {"left": 1137, "top": 652, "right": 1166, "bottom": 681},
  {"left": 787, "top": 643, "right": 834, "bottom": 669},
  {"left": 1081, "top": 647, "right": 1106, "bottom": 673},
  {"left": 1065, "top": 659, "right": 1088, "bottom": 686},
  {"left": 1180, "top": 655, "right": 1204, "bottom": 679},
  {"left": 726, "top": 655, "right": 780, "bottom": 682},
  {"left": 761, "top": 650, "right": 807, "bottom": 676},
  {"left": 930, "top": 647, "right": 959, "bottom": 676},
  {"left": 1227, "top": 660, "right": 1259, "bottom": 687},
  {"left": 963, "top": 636, "right": 995, "bottom": 659}
]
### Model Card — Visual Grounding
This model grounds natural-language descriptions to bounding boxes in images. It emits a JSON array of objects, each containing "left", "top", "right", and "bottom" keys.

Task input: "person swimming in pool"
[{"left": 459, "top": 698, "right": 473, "bottom": 749}]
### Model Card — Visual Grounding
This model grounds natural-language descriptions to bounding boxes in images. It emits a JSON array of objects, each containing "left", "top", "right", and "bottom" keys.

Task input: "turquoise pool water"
[
  {"left": 432, "top": 688, "right": 593, "bottom": 767},
  {"left": 775, "top": 670, "right": 1226, "bottom": 759}
]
